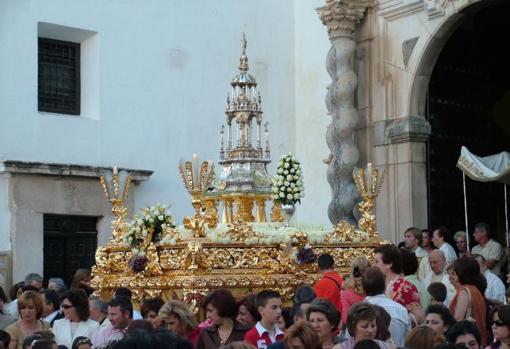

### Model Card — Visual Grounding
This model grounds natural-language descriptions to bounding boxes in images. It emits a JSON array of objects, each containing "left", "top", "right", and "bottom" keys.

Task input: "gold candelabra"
[
  {"left": 179, "top": 155, "right": 217, "bottom": 237},
  {"left": 353, "top": 163, "right": 384, "bottom": 239},
  {"left": 99, "top": 166, "right": 132, "bottom": 244}
]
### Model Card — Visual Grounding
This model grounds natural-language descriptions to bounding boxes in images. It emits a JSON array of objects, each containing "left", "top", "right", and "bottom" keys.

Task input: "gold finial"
[
  {"left": 352, "top": 163, "right": 385, "bottom": 240},
  {"left": 179, "top": 155, "right": 218, "bottom": 237},
  {"left": 239, "top": 33, "right": 249, "bottom": 72},
  {"left": 99, "top": 166, "right": 132, "bottom": 244}
]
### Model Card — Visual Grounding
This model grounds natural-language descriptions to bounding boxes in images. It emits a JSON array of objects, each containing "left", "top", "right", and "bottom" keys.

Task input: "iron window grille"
[{"left": 38, "top": 38, "right": 80, "bottom": 115}]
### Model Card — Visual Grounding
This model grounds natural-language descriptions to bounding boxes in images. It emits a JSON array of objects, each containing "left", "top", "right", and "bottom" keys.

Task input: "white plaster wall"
[
  {"left": 0, "top": 174, "right": 10, "bottom": 252},
  {"left": 293, "top": 0, "right": 331, "bottom": 226},
  {"left": 0, "top": 0, "right": 295, "bottom": 225}
]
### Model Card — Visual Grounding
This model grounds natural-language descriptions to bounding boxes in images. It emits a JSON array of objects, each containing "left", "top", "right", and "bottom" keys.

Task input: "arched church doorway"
[{"left": 427, "top": 1, "right": 510, "bottom": 241}]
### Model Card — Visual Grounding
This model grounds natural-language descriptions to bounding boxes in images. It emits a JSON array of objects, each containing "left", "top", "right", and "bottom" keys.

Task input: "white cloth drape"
[{"left": 456, "top": 146, "right": 510, "bottom": 184}]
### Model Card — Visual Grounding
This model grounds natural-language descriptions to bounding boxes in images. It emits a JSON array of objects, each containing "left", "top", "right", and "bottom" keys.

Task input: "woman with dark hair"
[
  {"left": 306, "top": 299, "right": 341, "bottom": 349},
  {"left": 422, "top": 229, "right": 435, "bottom": 253},
  {"left": 52, "top": 290, "right": 99, "bottom": 349},
  {"left": 487, "top": 305, "right": 510, "bottom": 349},
  {"left": 338, "top": 303, "right": 389, "bottom": 349},
  {"left": 448, "top": 257, "right": 487, "bottom": 346},
  {"left": 69, "top": 269, "right": 93, "bottom": 297},
  {"left": 31, "top": 340, "right": 58, "bottom": 349},
  {"left": 71, "top": 336, "right": 92, "bottom": 349},
  {"left": 370, "top": 305, "right": 391, "bottom": 342},
  {"left": 293, "top": 286, "right": 316, "bottom": 304},
  {"left": 374, "top": 244, "right": 423, "bottom": 322},
  {"left": 197, "top": 289, "right": 248, "bottom": 349},
  {"left": 0, "top": 287, "right": 15, "bottom": 331},
  {"left": 236, "top": 294, "right": 260, "bottom": 328},
  {"left": 5, "top": 291, "right": 50, "bottom": 349},
  {"left": 447, "top": 320, "right": 481, "bottom": 349},
  {"left": 425, "top": 304, "right": 456, "bottom": 336},
  {"left": 141, "top": 298, "right": 165, "bottom": 329}
]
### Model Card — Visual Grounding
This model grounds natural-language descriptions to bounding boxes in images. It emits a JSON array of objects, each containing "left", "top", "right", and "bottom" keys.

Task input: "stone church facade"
[{"left": 1, "top": 0, "right": 508, "bottom": 290}]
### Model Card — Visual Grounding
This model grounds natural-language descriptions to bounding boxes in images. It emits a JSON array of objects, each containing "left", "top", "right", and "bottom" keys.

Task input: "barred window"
[{"left": 38, "top": 38, "right": 80, "bottom": 115}]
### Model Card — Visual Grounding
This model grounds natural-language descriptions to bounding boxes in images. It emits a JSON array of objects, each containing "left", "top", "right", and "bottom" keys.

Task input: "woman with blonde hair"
[
  {"left": 340, "top": 257, "right": 370, "bottom": 327},
  {"left": 4, "top": 291, "right": 50, "bottom": 349},
  {"left": 404, "top": 325, "right": 445, "bottom": 349},
  {"left": 159, "top": 299, "right": 201, "bottom": 347}
]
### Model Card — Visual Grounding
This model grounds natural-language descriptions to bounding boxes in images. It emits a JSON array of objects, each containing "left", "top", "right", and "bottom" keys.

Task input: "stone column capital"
[{"left": 317, "top": 0, "right": 376, "bottom": 39}]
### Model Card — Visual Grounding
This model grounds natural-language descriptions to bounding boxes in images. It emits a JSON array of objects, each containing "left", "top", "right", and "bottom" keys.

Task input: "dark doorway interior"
[
  {"left": 427, "top": 0, "right": 510, "bottom": 243},
  {"left": 43, "top": 214, "right": 98, "bottom": 286}
]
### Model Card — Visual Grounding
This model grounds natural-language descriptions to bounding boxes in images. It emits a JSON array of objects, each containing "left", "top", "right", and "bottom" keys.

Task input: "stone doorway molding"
[
  {"left": 377, "top": 0, "right": 487, "bottom": 241},
  {"left": 0, "top": 161, "right": 152, "bottom": 289}
]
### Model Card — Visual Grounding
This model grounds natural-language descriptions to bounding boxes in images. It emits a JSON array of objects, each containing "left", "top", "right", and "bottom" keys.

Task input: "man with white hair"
[
  {"left": 422, "top": 249, "right": 456, "bottom": 305},
  {"left": 474, "top": 254, "right": 505, "bottom": 303}
]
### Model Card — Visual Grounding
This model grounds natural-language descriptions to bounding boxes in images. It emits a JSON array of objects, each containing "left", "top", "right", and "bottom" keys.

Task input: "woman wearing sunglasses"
[
  {"left": 52, "top": 290, "right": 99, "bottom": 349},
  {"left": 488, "top": 305, "right": 510, "bottom": 349}
]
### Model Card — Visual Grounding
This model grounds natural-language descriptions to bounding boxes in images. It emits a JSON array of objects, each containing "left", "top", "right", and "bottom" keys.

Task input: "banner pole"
[
  {"left": 463, "top": 172, "right": 470, "bottom": 250},
  {"left": 505, "top": 184, "right": 509, "bottom": 248}
]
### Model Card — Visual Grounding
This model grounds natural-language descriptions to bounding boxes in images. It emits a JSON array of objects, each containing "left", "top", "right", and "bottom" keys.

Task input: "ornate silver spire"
[{"left": 213, "top": 35, "right": 272, "bottom": 194}]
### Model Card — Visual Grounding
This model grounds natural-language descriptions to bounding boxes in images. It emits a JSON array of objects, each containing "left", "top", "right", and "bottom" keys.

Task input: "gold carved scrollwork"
[
  {"left": 203, "top": 247, "right": 279, "bottom": 270},
  {"left": 109, "top": 251, "right": 129, "bottom": 273},
  {"left": 357, "top": 200, "right": 376, "bottom": 240},
  {"left": 93, "top": 247, "right": 109, "bottom": 275},
  {"left": 235, "top": 197, "right": 255, "bottom": 222},
  {"left": 272, "top": 243, "right": 295, "bottom": 274},
  {"left": 183, "top": 194, "right": 217, "bottom": 238},
  {"left": 326, "top": 221, "right": 357, "bottom": 242},
  {"left": 289, "top": 231, "right": 309, "bottom": 249},
  {"left": 181, "top": 240, "right": 210, "bottom": 271},
  {"left": 270, "top": 202, "right": 284, "bottom": 222},
  {"left": 140, "top": 243, "right": 163, "bottom": 276},
  {"left": 219, "top": 220, "right": 267, "bottom": 243},
  {"left": 159, "top": 249, "right": 184, "bottom": 270}
]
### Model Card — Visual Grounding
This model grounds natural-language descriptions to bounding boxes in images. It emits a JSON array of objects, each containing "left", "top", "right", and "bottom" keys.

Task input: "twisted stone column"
[{"left": 317, "top": 0, "right": 375, "bottom": 224}]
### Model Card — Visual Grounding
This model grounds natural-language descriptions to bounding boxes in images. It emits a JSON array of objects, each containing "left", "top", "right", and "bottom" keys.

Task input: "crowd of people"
[{"left": 0, "top": 223, "right": 510, "bottom": 349}]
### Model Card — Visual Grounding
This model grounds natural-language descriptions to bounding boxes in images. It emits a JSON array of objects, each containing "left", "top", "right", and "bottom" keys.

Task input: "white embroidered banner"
[{"left": 456, "top": 146, "right": 510, "bottom": 184}]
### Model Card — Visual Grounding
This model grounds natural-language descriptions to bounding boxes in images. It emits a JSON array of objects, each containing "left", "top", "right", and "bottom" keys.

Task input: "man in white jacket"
[
  {"left": 362, "top": 266, "right": 411, "bottom": 347},
  {"left": 474, "top": 254, "right": 505, "bottom": 303}
]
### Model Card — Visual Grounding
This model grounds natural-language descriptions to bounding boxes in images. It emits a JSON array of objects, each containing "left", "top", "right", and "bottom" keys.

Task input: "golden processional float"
[{"left": 91, "top": 37, "right": 386, "bottom": 311}]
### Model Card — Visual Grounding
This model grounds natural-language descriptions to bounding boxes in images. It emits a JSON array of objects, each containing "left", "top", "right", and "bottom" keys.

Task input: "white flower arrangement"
[
  {"left": 271, "top": 153, "right": 304, "bottom": 205},
  {"left": 124, "top": 203, "right": 176, "bottom": 253},
  {"left": 207, "top": 222, "right": 330, "bottom": 245}
]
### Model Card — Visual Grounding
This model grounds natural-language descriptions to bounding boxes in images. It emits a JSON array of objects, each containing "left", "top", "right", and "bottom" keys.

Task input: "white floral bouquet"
[
  {"left": 271, "top": 153, "right": 304, "bottom": 205},
  {"left": 124, "top": 204, "right": 175, "bottom": 255}
]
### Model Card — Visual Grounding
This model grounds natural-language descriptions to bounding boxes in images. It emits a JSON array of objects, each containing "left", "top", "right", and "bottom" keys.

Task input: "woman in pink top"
[{"left": 340, "top": 257, "right": 370, "bottom": 327}]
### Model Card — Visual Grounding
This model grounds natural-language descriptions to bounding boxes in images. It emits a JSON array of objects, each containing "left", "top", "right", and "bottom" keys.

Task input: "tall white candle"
[
  {"left": 367, "top": 162, "right": 372, "bottom": 191},
  {"left": 192, "top": 154, "right": 199, "bottom": 188}
]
